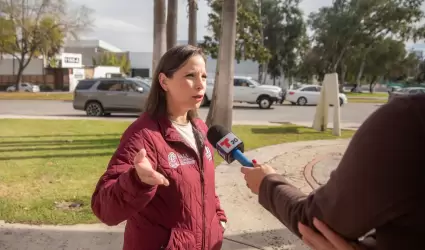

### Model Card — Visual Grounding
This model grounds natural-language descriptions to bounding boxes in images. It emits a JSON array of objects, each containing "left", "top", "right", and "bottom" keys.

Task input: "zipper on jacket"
[
  {"left": 173, "top": 126, "right": 206, "bottom": 250},
  {"left": 200, "top": 167, "right": 206, "bottom": 250}
]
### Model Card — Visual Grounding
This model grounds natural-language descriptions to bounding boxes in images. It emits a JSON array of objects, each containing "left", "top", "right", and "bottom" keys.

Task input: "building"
[
  {"left": 0, "top": 39, "right": 126, "bottom": 91},
  {"left": 129, "top": 40, "right": 265, "bottom": 81},
  {"left": 64, "top": 39, "right": 129, "bottom": 67}
]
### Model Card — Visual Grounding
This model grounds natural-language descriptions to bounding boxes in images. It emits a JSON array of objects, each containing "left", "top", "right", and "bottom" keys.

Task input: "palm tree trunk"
[
  {"left": 205, "top": 0, "right": 238, "bottom": 130},
  {"left": 152, "top": 0, "right": 167, "bottom": 74},
  {"left": 188, "top": 0, "right": 197, "bottom": 45},
  {"left": 166, "top": 0, "right": 178, "bottom": 50}
]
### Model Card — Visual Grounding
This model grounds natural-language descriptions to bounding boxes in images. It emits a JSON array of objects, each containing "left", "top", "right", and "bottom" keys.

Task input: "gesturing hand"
[{"left": 134, "top": 149, "right": 169, "bottom": 186}]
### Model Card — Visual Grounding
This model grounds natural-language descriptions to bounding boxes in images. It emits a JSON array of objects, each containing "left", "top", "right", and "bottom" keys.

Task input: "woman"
[{"left": 91, "top": 45, "right": 227, "bottom": 250}]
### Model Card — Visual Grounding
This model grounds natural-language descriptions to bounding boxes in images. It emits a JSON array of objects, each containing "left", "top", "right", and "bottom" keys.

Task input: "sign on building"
[{"left": 61, "top": 53, "right": 82, "bottom": 68}]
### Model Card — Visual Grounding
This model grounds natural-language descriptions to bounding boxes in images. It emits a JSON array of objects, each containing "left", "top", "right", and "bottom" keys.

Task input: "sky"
[{"left": 71, "top": 0, "right": 333, "bottom": 52}]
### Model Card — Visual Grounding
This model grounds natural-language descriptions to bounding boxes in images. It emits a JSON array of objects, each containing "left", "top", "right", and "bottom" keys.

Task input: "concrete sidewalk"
[{"left": 0, "top": 139, "right": 350, "bottom": 250}]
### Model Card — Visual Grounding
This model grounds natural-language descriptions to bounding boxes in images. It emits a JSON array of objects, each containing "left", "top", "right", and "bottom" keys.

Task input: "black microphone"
[{"left": 207, "top": 125, "right": 254, "bottom": 167}]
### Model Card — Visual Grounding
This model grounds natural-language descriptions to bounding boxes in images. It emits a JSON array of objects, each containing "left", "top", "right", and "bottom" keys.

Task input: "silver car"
[
  {"left": 388, "top": 87, "right": 425, "bottom": 102},
  {"left": 73, "top": 77, "right": 151, "bottom": 116}
]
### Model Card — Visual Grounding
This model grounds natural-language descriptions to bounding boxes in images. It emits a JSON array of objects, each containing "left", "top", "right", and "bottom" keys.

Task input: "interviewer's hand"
[
  {"left": 298, "top": 218, "right": 367, "bottom": 250},
  {"left": 134, "top": 149, "right": 169, "bottom": 186},
  {"left": 241, "top": 162, "right": 276, "bottom": 194}
]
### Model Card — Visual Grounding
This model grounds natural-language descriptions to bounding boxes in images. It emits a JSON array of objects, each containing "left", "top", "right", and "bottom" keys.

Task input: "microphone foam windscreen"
[{"left": 207, "top": 125, "right": 230, "bottom": 148}]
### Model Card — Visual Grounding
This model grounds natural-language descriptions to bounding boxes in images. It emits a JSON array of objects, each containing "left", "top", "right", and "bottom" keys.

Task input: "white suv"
[{"left": 203, "top": 76, "right": 283, "bottom": 109}]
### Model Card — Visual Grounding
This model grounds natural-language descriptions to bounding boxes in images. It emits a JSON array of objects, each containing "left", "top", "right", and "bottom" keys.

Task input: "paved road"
[{"left": 0, "top": 100, "right": 381, "bottom": 124}]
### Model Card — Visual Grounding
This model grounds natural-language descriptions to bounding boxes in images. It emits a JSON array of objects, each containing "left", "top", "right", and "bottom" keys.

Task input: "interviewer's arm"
[{"left": 258, "top": 96, "right": 424, "bottom": 241}]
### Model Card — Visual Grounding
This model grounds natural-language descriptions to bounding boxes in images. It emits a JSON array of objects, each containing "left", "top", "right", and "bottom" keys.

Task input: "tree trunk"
[
  {"left": 15, "top": 66, "right": 24, "bottom": 92},
  {"left": 188, "top": 0, "right": 197, "bottom": 46},
  {"left": 332, "top": 46, "right": 348, "bottom": 73},
  {"left": 258, "top": 64, "right": 263, "bottom": 83},
  {"left": 205, "top": 61, "right": 220, "bottom": 126},
  {"left": 166, "top": 0, "right": 178, "bottom": 50},
  {"left": 152, "top": 0, "right": 167, "bottom": 74},
  {"left": 205, "top": 0, "right": 238, "bottom": 130},
  {"left": 257, "top": 0, "right": 266, "bottom": 83},
  {"left": 262, "top": 63, "right": 267, "bottom": 84},
  {"left": 369, "top": 75, "right": 378, "bottom": 93},
  {"left": 355, "top": 52, "right": 367, "bottom": 88},
  {"left": 338, "top": 63, "right": 346, "bottom": 93},
  {"left": 15, "top": 56, "right": 32, "bottom": 92}
]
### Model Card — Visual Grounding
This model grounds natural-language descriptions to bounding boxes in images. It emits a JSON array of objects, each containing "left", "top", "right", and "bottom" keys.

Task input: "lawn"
[
  {"left": 347, "top": 97, "right": 387, "bottom": 104},
  {"left": 0, "top": 92, "right": 73, "bottom": 100},
  {"left": 0, "top": 91, "right": 388, "bottom": 104},
  {"left": 345, "top": 92, "right": 388, "bottom": 97},
  {"left": 0, "top": 119, "right": 355, "bottom": 225}
]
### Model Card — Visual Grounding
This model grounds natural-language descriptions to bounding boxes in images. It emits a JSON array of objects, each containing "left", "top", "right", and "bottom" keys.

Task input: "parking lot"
[{"left": 0, "top": 100, "right": 381, "bottom": 124}]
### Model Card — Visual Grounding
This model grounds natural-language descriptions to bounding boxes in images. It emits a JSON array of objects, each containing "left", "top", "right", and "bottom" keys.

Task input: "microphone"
[{"left": 207, "top": 125, "right": 254, "bottom": 167}]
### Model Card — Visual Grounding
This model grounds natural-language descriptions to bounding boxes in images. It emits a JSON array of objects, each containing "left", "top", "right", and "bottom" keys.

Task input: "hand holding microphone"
[
  {"left": 207, "top": 125, "right": 276, "bottom": 194},
  {"left": 134, "top": 149, "right": 169, "bottom": 186},
  {"left": 241, "top": 162, "right": 276, "bottom": 194}
]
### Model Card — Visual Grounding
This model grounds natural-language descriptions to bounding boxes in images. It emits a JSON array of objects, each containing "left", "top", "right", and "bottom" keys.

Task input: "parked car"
[
  {"left": 286, "top": 85, "right": 348, "bottom": 106},
  {"left": 388, "top": 87, "right": 425, "bottom": 102},
  {"left": 203, "top": 76, "right": 284, "bottom": 109},
  {"left": 73, "top": 77, "right": 151, "bottom": 116},
  {"left": 6, "top": 82, "right": 40, "bottom": 92}
]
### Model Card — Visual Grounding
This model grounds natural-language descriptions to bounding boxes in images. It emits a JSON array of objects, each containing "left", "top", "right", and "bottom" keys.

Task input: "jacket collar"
[{"left": 155, "top": 114, "right": 203, "bottom": 142}]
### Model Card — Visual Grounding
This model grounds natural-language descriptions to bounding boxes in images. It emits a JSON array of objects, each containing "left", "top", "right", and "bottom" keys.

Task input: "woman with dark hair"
[{"left": 91, "top": 45, "right": 227, "bottom": 250}]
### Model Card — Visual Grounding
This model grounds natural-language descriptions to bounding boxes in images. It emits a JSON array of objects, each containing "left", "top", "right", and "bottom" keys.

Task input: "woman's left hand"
[{"left": 298, "top": 218, "right": 367, "bottom": 250}]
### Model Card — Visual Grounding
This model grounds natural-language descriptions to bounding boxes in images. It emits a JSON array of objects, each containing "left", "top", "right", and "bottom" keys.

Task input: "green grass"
[
  {"left": 347, "top": 97, "right": 387, "bottom": 103},
  {"left": 0, "top": 119, "right": 355, "bottom": 225},
  {"left": 345, "top": 92, "right": 388, "bottom": 97},
  {"left": 0, "top": 92, "right": 73, "bottom": 100}
]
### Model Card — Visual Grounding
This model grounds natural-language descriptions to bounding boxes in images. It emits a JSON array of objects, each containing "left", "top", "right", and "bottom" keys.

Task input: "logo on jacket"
[
  {"left": 205, "top": 146, "right": 212, "bottom": 161},
  {"left": 178, "top": 153, "right": 196, "bottom": 165},
  {"left": 168, "top": 152, "right": 180, "bottom": 168}
]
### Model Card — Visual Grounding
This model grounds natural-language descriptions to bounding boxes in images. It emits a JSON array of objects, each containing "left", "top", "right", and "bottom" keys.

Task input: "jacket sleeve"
[
  {"left": 258, "top": 96, "right": 423, "bottom": 241},
  {"left": 215, "top": 193, "right": 227, "bottom": 222},
  {"left": 91, "top": 129, "right": 158, "bottom": 226}
]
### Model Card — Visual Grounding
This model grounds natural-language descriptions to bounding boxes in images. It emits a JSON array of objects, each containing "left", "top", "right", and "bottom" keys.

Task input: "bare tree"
[
  {"left": 188, "top": 0, "right": 197, "bottom": 46},
  {"left": 166, "top": 0, "right": 177, "bottom": 50},
  {"left": 152, "top": 0, "right": 167, "bottom": 74},
  {"left": 205, "top": 0, "right": 237, "bottom": 129},
  {"left": 0, "top": 0, "right": 93, "bottom": 91}
]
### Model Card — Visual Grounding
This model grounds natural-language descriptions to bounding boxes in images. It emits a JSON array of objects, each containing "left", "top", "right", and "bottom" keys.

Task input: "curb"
[{"left": 303, "top": 154, "right": 327, "bottom": 190}]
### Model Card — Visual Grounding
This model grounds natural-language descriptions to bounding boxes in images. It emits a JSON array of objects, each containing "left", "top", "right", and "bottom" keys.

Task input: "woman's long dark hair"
[{"left": 145, "top": 45, "right": 207, "bottom": 122}]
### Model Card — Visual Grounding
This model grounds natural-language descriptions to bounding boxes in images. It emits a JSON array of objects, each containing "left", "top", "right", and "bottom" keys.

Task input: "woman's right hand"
[{"left": 134, "top": 149, "right": 169, "bottom": 186}]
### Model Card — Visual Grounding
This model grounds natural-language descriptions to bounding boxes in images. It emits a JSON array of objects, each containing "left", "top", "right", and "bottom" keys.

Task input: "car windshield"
[
  {"left": 130, "top": 79, "right": 151, "bottom": 90},
  {"left": 247, "top": 79, "right": 261, "bottom": 87}
]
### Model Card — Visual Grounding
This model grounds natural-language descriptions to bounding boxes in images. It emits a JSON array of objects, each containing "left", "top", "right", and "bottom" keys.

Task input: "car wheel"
[
  {"left": 339, "top": 98, "right": 344, "bottom": 106},
  {"left": 297, "top": 97, "right": 307, "bottom": 106},
  {"left": 258, "top": 96, "right": 272, "bottom": 109},
  {"left": 85, "top": 101, "right": 104, "bottom": 116}
]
